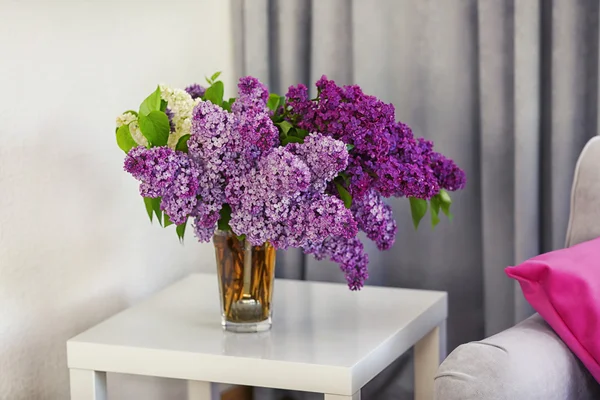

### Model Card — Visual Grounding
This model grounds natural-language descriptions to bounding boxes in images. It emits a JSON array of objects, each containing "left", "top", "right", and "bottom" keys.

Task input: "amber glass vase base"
[{"left": 222, "top": 317, "right": 272, "bottom": 333}]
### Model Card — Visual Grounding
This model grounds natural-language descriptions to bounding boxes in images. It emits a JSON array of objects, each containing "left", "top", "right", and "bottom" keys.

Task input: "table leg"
[
  {"left": 324, "top": 392, "right": 361, "bottom": 400},
  {"left": 188, "top": 381, "right": 213, "bottom": 400},
  {"left": 414, "top": 326, "right": 440, "bottom": 400},
  {"left": 69, "top": 369, "right": 107, "bottom": 400}
]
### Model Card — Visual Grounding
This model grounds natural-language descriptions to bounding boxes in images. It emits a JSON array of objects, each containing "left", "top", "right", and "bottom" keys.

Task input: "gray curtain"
[{"left": 232, "top": 0, "right": 599, "bottom": 398}]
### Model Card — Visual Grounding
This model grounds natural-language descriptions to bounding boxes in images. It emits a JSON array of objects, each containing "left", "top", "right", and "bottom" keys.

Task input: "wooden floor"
[{"left": 221, "top": 385, "right": 253, "bottom": 400}]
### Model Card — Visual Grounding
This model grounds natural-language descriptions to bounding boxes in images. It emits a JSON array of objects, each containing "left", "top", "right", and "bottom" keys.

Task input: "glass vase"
[{"left": 213, "top": 230, "right": 276, "bottom": 333}]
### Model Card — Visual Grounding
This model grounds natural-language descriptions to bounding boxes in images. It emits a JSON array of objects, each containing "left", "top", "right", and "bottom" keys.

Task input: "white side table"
[{"left": 67, "top": 273, "right": 447, "bottom": 400}]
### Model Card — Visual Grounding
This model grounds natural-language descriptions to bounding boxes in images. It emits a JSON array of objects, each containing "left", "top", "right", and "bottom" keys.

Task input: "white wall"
[{"left": 0, "top": 1, "right": 235, "bottom": 399}]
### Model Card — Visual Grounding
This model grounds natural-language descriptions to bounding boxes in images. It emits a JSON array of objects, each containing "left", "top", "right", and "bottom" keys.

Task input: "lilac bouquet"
[{"left": 115, "top": 72, "right": 466, "bottom": 290}]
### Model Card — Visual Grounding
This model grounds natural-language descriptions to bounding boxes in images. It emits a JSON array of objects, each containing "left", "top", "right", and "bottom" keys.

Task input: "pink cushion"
[{"left": 505, "top": 237, "right": 600, "bottom": 383}]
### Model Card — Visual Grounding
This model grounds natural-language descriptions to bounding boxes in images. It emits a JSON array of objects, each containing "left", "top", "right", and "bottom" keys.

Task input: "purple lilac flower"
[
  {"left": 161, "top": 193, "right": 195, "bottom": 225},
  {"left": 235, "top": 76, "right": 269, "bottom": 109},
  {"left": 232, "top": 76, "right": 279, "bottom": 158},
  {"left": 185, "top": 83, "right": 206, "bottom": 100},
  {"left": 165, "top": 107, "right": 176, "bottom": 133},
  {"left": 391, "top": 121, "right": 415, "bottom": 140},
  {"left": 255, "top": 147, "right": 311, "bottom": 194},
  {"left": 303, "top": 236, "right": 369, "bottom": 291},
  {"left": 193, "top": 222, "right": 217, "bottom": 243},
  {"left": 124, "top": 146, "right": 181, "bottom": 197},
  {"left": 226, "top": 147, "right": 356, "bottom": 249},
  {"left": 188, "top": 100, "right": 241, "bottom": 235},
  {"left": 352, "top": 190, "right": 397, "bottom": 251},
  {"left": 187, "top": 77, "right": 281, "bottom": 241},
  {"left": 302, "top": 194, "right": 357, "bottom": 244},
  {"left": 431, "top": 153, "right": 467, "bottom": 191},
  {"left": 272, "top": 191, "right": 357, "bottom": 249},
  {"left": 123, "top": 146, "right": 200, "bottom": 224},
  {"left": 286, "top": 133, "right": 349, "bottom": 191},
  {"left": 160, "top": 155, "right": 200, "bottom": 224},
  {"left": 285, "top": 83, "right": 314, "bottom": 119}
]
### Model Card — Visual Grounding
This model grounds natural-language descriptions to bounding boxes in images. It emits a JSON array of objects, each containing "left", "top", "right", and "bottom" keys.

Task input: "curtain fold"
[{"left": 233, "top": 1, "right": 600, "bottom": 398}]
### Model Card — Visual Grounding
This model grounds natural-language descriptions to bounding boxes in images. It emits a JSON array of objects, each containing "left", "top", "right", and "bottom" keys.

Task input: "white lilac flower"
[
  {"left": 128, "top": 121, "right": 149, "bottom": 147},
  {"left": 159, "top": 84, "right": 199, "bottom": 148},
  {"left": 116, "top": 112, "right": 149, "bottom": 147},
  {"left": 116, "top": 111, "right": 137, "bottom": 127}
]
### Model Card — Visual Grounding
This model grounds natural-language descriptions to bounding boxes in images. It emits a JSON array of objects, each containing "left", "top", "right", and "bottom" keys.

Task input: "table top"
[{"left": 67, "top": 273, "right": 447, "bottom": 396}]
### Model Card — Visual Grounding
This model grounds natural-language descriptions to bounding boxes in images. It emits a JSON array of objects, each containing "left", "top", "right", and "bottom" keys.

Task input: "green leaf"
[
  {"left": 430, "top": 196, "right": 441, "bottom": 228},
  {"left": 176, "top": 219, "right": 187, "bottom": 242},
  {"left": 210, "top": 71, "right": 222, "bottom": 82},
  {"left": 138, "top": 111, "right": 170, "bottom": 146},
  {"left": 143, "top": 197, "right": 154, "bottom": 222},
  {"left": 139, "top": 86, "right": 162, "bottom": 116},
  {"left": 439, "top": 189, "right": 452, "bottom": 205},
  {"left": 160, "top": 99, "right": 168, "bottom": 112},
  {"left": 175, "top": 134, "right": 191, "bottom": 152},
  {"left": 346, "top": 144, "right": 355, "bottom": 151},
  {"left": 217, "top": 204, "right": 232, "bottom": 231},
  {"left": 143, "top": 197, "right": 162, "bottom": 225},
  {"left": 221, "top": 100, "right": 232, "bottom": 112},
  {"left": 338, "top": 172, "right": 350, "bottom": 184},
  {"left": 221, "top": 97, "right": 236, "bottom": 112},
  {"left": 151, "top": 197, "right": 162, "bottom": 226},
  {"left": 116, "top": 124, "right": 138, "bottom": 153},
  {"left": 164, "top": 213, "right": 173, "bottom": 227},
  {"left": 278, "top": 96, "right": 285, "bottom": 108},
  {"left": 409, "top": 197, "right": 428, "bottom": 229},
  {"left": 277, "top": 120, "right": 294, "bottom": 135},
  {"left": 441, "top": 201, "right": 453, "bottom": 221},
  {"left": 334, "top": 181, "right": 352, "bottom": 209},
  {"left": 295, "top": 128, "right": 309, "bottom": 139},
  {"left": 267, "top": 93, "right": 280, "bottom": 111},
  {"left": 438, "top": 189, "right": 453, "bottom": 221},
  {"left": 204, "top": 81, "right": 224, "bottom": 106},
  {"left": 282, "top": 135, "right": 303, "bottom": 145}
]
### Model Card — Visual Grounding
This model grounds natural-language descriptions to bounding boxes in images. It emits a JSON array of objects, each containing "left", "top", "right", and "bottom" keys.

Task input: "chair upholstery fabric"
[
  {"left": 565, "top": 136, "right": 600, "bottom": 248},
  {"left": 434, "top": 314, "right": 600, "bottom": 400},
  {"left": 434, "top": 136, "right": 600, "bottom": 399}
]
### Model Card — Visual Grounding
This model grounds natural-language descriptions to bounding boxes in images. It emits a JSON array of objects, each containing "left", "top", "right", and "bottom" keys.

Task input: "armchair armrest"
[{"left": 434, "top": 314, "right": 600, "bottom": 400}]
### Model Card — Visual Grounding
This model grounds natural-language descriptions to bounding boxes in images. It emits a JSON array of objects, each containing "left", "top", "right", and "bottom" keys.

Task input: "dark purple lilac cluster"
[
  {"left": 431, "top": 152, "right": 466, "bottom": 192},
  {"left": 185, "top": 83, "right": 206, "bottom": 100},
  {"left": 286, "top": 76, "right": 466, "bottom": 201},
  {"left": 165, "top": 108, "right": 176, "bottom": 133}
]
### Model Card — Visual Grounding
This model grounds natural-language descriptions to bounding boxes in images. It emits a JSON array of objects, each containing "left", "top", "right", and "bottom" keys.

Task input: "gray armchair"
[{"left": 434, "top": 136, "right": 600, "bottom": 400}]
